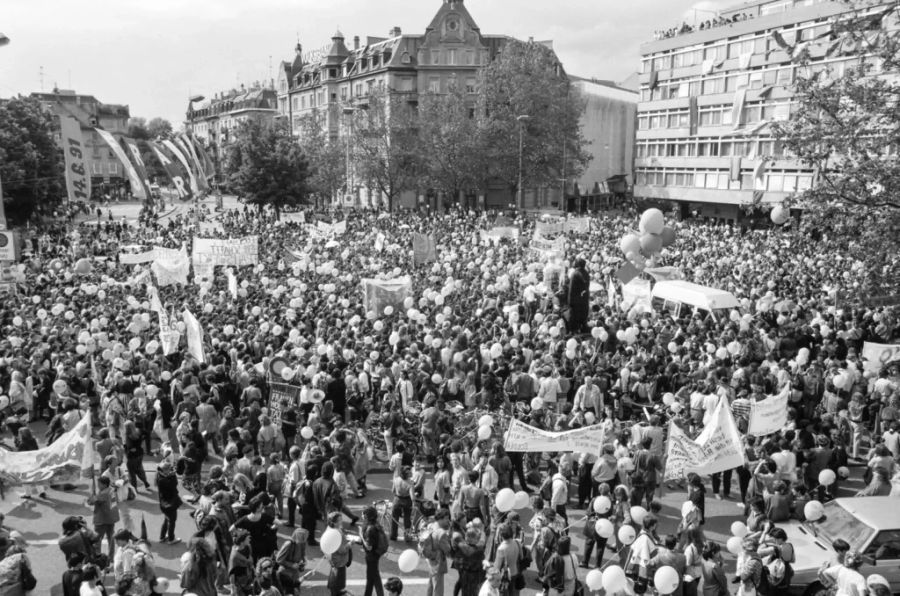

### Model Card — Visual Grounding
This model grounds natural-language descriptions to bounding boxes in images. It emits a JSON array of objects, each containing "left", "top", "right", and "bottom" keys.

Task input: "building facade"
[
  {"left": 185, "top": 83, "right": 279, "bottom": 183},
  {"left": 633, "top": 0, "right": 887, "bottom": 220},
  {"left": 277, "top": 0, "right": 637, "bottom": 210},
  {"left": 31, "top": 89, "right": 130, "bottom": 199}
]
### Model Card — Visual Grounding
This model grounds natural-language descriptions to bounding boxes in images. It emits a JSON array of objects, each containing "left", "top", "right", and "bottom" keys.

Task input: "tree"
[
  {"left": 296, "top": 110, "right": 346, "bottom": 207},
  {"left": 416, "top": 89, "right": 489, "bottom": 201},
  {"left": 0, "top": 97, "right": 64, "bottom": 223},
  {"left": 127, "top": 117, "right": 150, "bottom": 140},
  {"left": 349, "top": 91, "right": 421, "bottom": 211},
  {"left": 147, "top": 117, "right": 173, "bottom": 139},
  {"left": 771, "top": 0, "right": 900, "bottom": 210},
  {"left": 477, "top": 39, "right": 591, "bottom": 200},
  {"left": 224, "top": 119, "right": 310, "bottom": 217}
]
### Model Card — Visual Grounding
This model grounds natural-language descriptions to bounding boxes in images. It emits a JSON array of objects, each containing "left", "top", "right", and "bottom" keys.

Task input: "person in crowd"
[
  {"left": 359, "top": 505, "right": 388, "bottom": 596},
  {"left": 155, "top": 459, "right": 182, "bottom": 545}
]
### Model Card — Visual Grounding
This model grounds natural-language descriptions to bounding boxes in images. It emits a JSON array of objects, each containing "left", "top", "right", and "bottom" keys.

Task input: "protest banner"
[
  {"left": 182, "top": 308, "right": 205, "bottom": 363},
  {"left": 151, "top": 246, "right": 190, "bottom": 286},
  {"left": 0, "top": 412, "right": 94, "bottom": 485},
  {"left": 317, "top": 220, "right": 347, "bottom": 236},
  {"left": 361, "top": 276, "right": 412, "bottom": 315},
  {"left": 268, "top": 382, "right": 304, "bottom": 427},
  {"left": 504, "top": 419, "right": 605, "bottom": 454},
  {"left": 565, "top": 217, "right": 591, "bottom": 234},
  {"left": 193, "top": 236, "right": 259, "bottom": 268},
  {"left": 226, "top": 269, "right": 238, "bottom": 299},
  {"left": 122, "top": 137, "right": 152, "bottom": 199},
  {"left": 412, "top": 233, "right": 437, "bottom": 265},
  {"left": 120, "top": 250, "right": 156, "bottom": 265},
  {"left": 58, "top": 116, "right": 92, "bottom": 204},
  {"left": 862, "top": 342, "right": 900, "bottom": 373},
  {"left": 95, "top": 128, "right": 147, "bottom": 201},
  {"left": 149, "top": 141, "right": 192, "bottom": 200},
  {"left": 535, "top": 221, "right": 565, "bottom": 237},
  {"left": 747, "top": 385, "right": 790, "bottom": 436},
  {"left": 162, "top": 139, "right": 199, "bottom": 193},
  {"left": 620, "top": 277, "right": 652, "bottom": 312},
  {"left": 665, "top": 398, "right": 745, "bottom": 480}
]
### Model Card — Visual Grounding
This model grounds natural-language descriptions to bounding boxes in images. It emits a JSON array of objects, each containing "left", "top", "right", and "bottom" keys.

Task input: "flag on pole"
[
  {"left": 58, "top": 115, "right": 92, "bottom": 204},
  {"left": 182, "top": 308, "right": 206, "bottom": 364},
  {"left": 95, "top": 128, "right": 147, "bottom": 200}
]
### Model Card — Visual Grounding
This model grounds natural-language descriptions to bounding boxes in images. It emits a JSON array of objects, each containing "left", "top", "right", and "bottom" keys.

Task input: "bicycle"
[{"left": 372, "top": 497, "right": 436, "bottom": 543}]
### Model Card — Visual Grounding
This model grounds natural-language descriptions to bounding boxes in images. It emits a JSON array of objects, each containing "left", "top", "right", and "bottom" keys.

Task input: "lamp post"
[
  {"left": 0, "top": 33, "right": 9, "bottom": 230},
  {"left": 516, "top": 114, "right": 530, "bottom": 211},
  {"left": 343, "top": 106, "right": 357, "bottom": 208}
]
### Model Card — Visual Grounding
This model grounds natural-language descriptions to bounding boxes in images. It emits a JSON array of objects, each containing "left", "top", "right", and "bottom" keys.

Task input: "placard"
[{"left": 504, "top": 419, "right": 605, "bottom": 454}]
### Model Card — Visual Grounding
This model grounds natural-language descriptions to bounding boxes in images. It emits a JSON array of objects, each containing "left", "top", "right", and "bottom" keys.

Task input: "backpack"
[
  {"left": 418, "top": 526, "right": 438, "bottom": 561},
  {"left": 371, "top": 525, "right": 389, "bottom": 558},
  {"left": 293, "top": 479, "right": 312, "bottom": 508}
]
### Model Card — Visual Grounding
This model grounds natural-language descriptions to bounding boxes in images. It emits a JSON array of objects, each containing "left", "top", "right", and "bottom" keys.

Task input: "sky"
[{"left": 1, "top": 0, "right": 733, "bottom": 126}]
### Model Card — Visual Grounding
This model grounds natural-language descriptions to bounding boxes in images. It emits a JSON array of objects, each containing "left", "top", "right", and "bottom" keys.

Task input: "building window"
[
  {"left": 92, "top": 162, "right": 102, "bottom": 175},
  {"left": 401, "top": 52, "right": 411, "bottom": 64},
  {"left": 448, "top": 49, "right": 457, "bottom": 65},
  {"left": 429, "top": 77, "right": 440, "bottom": 93},
  {"left": 108, "top": 162, "right": 117, "bottom": 175},
  {"left": 466, "top": 51, "right": 474, "bottom": 66},
  {"left": 329, "top": 68, "right": 337, "bottom": 79},
  {"left": 341, "top": 87, "right": 348, "bottom": 99},
  {"left": 465, "top": 78, "right": 476, "bottom": 94},
  {"left": 431, "top": 50, "right": 440, "bottom": 65}
]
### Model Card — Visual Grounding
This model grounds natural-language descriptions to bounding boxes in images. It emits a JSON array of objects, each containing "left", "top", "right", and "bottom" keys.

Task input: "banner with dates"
[
  {"left": 504, "top": 419, "right": 605, "bottom": 454},
  {"left": 59, "top": 116, "right": 92, "bottom": 204}
]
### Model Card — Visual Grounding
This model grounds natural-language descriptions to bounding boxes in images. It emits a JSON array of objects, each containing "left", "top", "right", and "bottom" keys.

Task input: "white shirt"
[
  {"left": 550, "top": 473, "right": 568, "bottom": 507},
  {"left": 539, "top": 377, "right": 561, "bottom": 404},
  {"left": 573, "top": 384, "right": 602, "bottom": 412},
  {"left": 822, "top": 565, "right": 867, "bottom": 596}
]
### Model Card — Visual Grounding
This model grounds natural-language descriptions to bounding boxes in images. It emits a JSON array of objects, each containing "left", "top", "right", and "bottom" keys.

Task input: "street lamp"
[
  {"left": 343, "top": 106, "right": 358, "bottom": 208},
  {"left": 516, "top": 114, "right": 530, "bottom": 211}
]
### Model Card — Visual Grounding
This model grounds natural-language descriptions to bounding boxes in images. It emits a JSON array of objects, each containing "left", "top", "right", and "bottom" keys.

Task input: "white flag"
[
  {"left": 665, "top": 398, "right": 745, "bottom": 480},
  {"left": 182, "top": 308, "right": 205, "bottom": 363}
]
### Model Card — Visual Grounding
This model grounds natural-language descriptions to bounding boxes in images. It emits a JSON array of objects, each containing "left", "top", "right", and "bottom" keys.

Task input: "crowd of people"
[
  {"left": 0, "top": 200, "right": 898, "bottom": 596},
  {"left": 653, "top": 13, "right": 755, "bottom": 40}
]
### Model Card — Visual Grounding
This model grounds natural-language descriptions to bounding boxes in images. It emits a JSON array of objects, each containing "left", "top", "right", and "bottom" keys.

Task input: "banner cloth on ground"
[
  {"left": 0, "top": 412, "right": 94, "bottom": 485},
  {"left": 665, "top": 398, "right": 745, "bottom": 479},
  {"left": 504, "top": 419, "right": 605, "bottom": 454}
]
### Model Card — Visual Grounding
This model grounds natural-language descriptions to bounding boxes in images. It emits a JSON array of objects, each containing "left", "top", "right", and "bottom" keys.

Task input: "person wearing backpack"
[
  {"left": 421, "top": 508, "right": 452, "bottom": 596},
  {"left": 359, "top": 505, "right": 388, "bottom": 596}
]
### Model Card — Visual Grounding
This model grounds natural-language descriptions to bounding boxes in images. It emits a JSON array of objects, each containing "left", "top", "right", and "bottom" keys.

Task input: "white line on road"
[{"left": 304, "top": 579, "right": 431, "bottom": 587}]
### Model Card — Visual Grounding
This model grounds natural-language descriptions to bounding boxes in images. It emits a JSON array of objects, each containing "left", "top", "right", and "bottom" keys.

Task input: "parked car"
[{"left": 783, "top": 497, "right": 900, "bottom": 595}]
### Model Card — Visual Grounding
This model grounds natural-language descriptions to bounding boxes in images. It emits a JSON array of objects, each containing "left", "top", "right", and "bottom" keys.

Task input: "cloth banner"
[
  {"left": 151, "top": 246, "right": 190, "bottom": 286},
  {"left": 482, "top": 227, "right": 519, "bottom": 246},
  {"left": 621, "top": 278, "right": 652, "bottom": 312},
  {"left": 158, "top": 309, "right": 181, "bottom": 356},
  {"left": 95, "top": 128, "right": 147, "bottom": 200},
  {"left": 182, "top": 308, "right": 205, "bottom": 363},
  {"left": 0, "top": 412, "right": 94, "bottom": 485},
  {"left": 149, "top": 141, "right": 192, "bottom": 200},
  {"left": 193, "top": 236, "right": 259, "bottom": 268},
  {"left": 862, "top": 342, "right": 900, "bottom": 373},
  {"left": 58, "top": 116, "right": 92, "bottom": 203},
  {"left": 665, "top": 398, "right": 745, "bottom": 480},
  {"left": 268, "top": 382, "right": 304, "bottom": 427},
  {"left": 121, "top": 137, "right": 152, "bottom": 199},
  {"left": 565, "top": 218, "right": 591, "bottom": 234},
  {"left": 162, "top": 139, "right": 199, "bottom": 193},
  {"left": 504, "top": 419, "right": 605, "bottom": 454},
  {"left": 226, "top": 269, "right": 238, "bottom": 299},
  {"left": 148, "top": 284, "right": 164, "bottom": 314},
  {"left": 645, "top": 267, "right": 685, "bottom": 282},
  {"left": 176, "top": 134, "right": 208, "bottom": 190},
  {"left": 361, "top": 276, "right": 412, "bottom": 315},
  {"left": 747, "top": 385, "right": 790, "bottom": 436},
  {"left": 317, "top": 220, "right": 347, "bottom": 236},
  {"left": 535, "top": 221, "right": 565, "bottom": 237},
  {"left": 191, "top": 135, "right": 217, "bottom": 180},
  {"left": 120, "top": 250, "right": 156, "bottom": 265},
  {"left": 412, "top": 233, "right": 437, "bottom": 265}
]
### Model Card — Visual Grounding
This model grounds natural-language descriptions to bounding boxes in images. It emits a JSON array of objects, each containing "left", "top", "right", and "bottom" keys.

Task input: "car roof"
[{"left": 832, "top": 497, "right": 900, "bottom": 529}]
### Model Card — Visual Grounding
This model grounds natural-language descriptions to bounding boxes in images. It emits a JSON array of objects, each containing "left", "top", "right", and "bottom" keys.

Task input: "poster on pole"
[
  {"left": 664, "top": 398, "right": 745, "bottom": 480},
  {"left": 268, "top": 382, "right": 304, "bottom": 427},
  {"left": 504, "top": 419, "right": 605, "bottom": 454}
]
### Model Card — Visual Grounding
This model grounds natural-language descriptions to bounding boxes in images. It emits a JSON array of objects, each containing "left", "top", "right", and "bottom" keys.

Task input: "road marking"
[{"left": 303, "top": 578, "right": 431, "bottom": 587}]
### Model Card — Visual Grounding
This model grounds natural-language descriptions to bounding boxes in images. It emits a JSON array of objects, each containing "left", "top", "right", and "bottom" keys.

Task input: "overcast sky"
[{"left": 1, "top": 0, "right": 732, "bottom": 126}]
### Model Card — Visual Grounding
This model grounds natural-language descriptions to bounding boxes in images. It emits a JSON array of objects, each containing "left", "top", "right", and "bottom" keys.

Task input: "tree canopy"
[
  {"left": 0, "top": 97, "right": 64, "bottom": 223},
  {"left": 296, "top": 110, "right": 346, "bottom": 207},
  {"left": 224, "top": 119, "right": 310, "bottom": 216}
]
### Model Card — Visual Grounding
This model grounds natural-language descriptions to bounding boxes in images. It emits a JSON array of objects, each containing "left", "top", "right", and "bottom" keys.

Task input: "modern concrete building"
[
  {"left": 31, "top": 89, "right": 130, "bottom": 199},
  {"left": 633, "top": 0, "right": 889, "bottom": 220}
]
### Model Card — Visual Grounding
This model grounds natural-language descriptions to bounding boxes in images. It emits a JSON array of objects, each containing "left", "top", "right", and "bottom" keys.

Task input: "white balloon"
[
  {"left": 319, "top": 528, "right": 342, "bottom": 555},
  {"left": 398, "top": 549, "right": 420, "bottom": 573},
  {"left": 495, "top": 488, "right": 516, "bottom": 512}
]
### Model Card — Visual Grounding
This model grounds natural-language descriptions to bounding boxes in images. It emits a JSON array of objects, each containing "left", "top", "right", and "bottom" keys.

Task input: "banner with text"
[
  {"left": 565, "top": 218, "right": 591, "bottom": 234},
  {"left": 504, "top": 419, "right": 605, "bottom": 454},
  {"left": 94, "top": 128, "right": 146, "bottom": 201},
  {"left": 162, "top": 139, "right": 199, "bottom": 193},
  {"left": 0, "top": 412, "right": 94, "bottom": 485},
  {"left": 665, "top": 398, "right": 745, "bottom": 480},
  {"left": 862, "top": 342, "right": 900, "bottom": 373},
  {"left": 121, "top": 137, "right": 152, "bottom": 200},
  {"left": 747, "top": 385, "right": 790, "bottom": 436},
  {"left": 412, "top": 233, "right": 437, "bottom": 265},
  {"left": 151, "top": 246, "right": 190, "bottom": 286},
  {"left": 149, "top": 141, "right": 192, "bottom": 200},
  {"left": 58, "top": 116, "right": 92, "bottom": 204},
  {"left": 193, "top": 236, "right": 259, "bottom": 269},
  {"left": 362, "top": 276, "right": 412, "bottom": 316},
  {"left": 268, "top": 382, "right": 304, "bottom": 427}
]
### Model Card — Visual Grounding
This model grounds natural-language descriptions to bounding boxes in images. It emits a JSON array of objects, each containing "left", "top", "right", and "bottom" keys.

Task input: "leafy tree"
[
  {"left": 477, "top": 39, "right": 591, "bottom": 202},
  {"left": 224, "top": 119, "right": 310, "bottom": 217},
  {"left": 349, "top": 90, "right": 420, "bottom": 211},
  {"left": 772, "top": 0, "right": 900, "bottom": 209},
  {"left": 127, "top": 117, "right": 150, "bottom": 140},
  {"left": 0, "top": 97, "right": 64, "bottom": 223},
  {"left": 416, "top": 89, "right": 489, "bottom": 201},
  {"left": 296, "top": 110, "right": 346, "bottom": 207},
  {"left": 147, "top": 117, "right": 173, "bottom": 139}
]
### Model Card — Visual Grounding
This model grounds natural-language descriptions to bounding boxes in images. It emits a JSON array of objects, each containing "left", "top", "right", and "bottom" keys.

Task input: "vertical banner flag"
[
  {"left": 94, "top": 128, "right": 147, "bottom": 200},
  {"left": 412, "top": 233, "right": 437, "bottom": 265},
  {"left": 665, "top": 398, "right": 745, "bottom": 479},
  {"left": 149, "top": 141, "right": 192, "bottom": 200},
  {"left": 191, "top": 136, "right": 217, "bottom": 181},
  {"left": 58, "top": 116, "right": 92, "bottom": 204},
  {"left": 226, "top": 268, "right": 238, "bottom": 300},
  {"left": 158, "top": 308, "right": 181, "bottom": 356},
  {"left": 176, "top": 135, "right": 208, "bottom": 190},
  {"left": 747, "top": 384, "right": 790, "bottom": 436},
  {"left": 162, "top": 139, "right": 199, "bottom": 193},
  {"left": 121, "top": 138, "right": 152, "bottom": 199},
  {"left": 182, "top": 308, "right": 206, "bottom": 364}
]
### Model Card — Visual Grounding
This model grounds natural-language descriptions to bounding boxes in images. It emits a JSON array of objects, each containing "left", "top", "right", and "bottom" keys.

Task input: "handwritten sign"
[
  {"left": 504, "top": 419, "right": 605, "bottom": 454},
  {"left": 862, "top": 342, "right": 900, "bottom": 373},
  {"left": 747, "top": 385, "right": 790, "bottom": 436},
  {"left": 665, "top": 398, "right": 744, "bottom": 480},
  {"left": 268, "top": 382, "right": 304, "bottom": 428},
  {"left": 193, "top": 236, "right": 259, "bottom": 268}
]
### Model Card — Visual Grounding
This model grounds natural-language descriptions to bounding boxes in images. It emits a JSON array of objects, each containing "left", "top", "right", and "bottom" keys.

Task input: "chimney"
[
  {"left": 528, "top": 36, "right": 534, "bottom": 43},
  {"left": 389, "top": 26, "right": 401, "bottom": 37},
  {"left": 295, "top": 42, "right": 303, "bottom": 55},
  {"left": 353, "top": 35, "right": 360, "bottom": 50}
]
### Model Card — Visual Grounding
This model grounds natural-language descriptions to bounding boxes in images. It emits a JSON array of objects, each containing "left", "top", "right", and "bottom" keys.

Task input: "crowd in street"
[{"left": 0, "top": 201, "right": 898, "bottom": 596}]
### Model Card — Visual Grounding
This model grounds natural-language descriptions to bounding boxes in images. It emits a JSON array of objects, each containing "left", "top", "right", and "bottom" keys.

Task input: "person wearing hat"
[
  {"left": 866, "top": 574, "right": 890, "bottom": 596},
  {"left": 818, "top": 550, "right": 867, "bottom": 596}
]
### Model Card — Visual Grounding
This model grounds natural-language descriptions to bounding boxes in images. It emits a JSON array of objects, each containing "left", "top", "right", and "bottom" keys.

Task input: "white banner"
[
  {"left": 316, "top": 220, "right": 347, "bottom": 236},
  {"left": 151, "top": 246, "right": 190, "bottom": 286},
  {"left": 193, "top": 236, "right": 259, "bottom": 268},
  {"left": 504, "top": 419, "right": 605, "bottom": 454},
  {"left": 182, "top": 308, "right": 205, "bottom": 363},
  {"left": 158, "top": 309, "right": 181, "bottom": 356},
  {"left": 621, "top": 278, "right": 652, "bottom": 313},
  {"left": 227, "top": 269, "right": 238, "bottom": 300},
  {"left": 361, "top": 276, "right": 412, "bottom": 315},
  {"left": 565, "top": 218, "right": 591, "bottom": 234},
  {"left": 94, "top": 128, "right": 146, "bottom": 200},
  {"left": 747, "top": 385, "right": 790, "bottom": 436},
  {"left": 862, "top": 342, "right": 900, "bottom": 373},
  {"left": 59, "top": 116, "right": 91, "bottom": 203},
  {"left": 0, "top": 412, "right": 94, "bottom": 485},
  {"left": 162, "top": 139, "right": 199, "bottom": 193},
  {"left": 665, "top": 398, "right": 745, "bottom": 480}
]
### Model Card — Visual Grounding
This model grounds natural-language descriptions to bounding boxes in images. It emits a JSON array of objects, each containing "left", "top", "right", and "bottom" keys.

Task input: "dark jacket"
[{"left": 156, "top": 465, "right": 183, "bottom": 510}]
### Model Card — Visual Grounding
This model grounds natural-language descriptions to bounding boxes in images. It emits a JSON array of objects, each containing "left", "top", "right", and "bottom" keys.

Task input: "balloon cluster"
[{"left": 619, "top": 208, "right": 676, "bottom": 271}]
